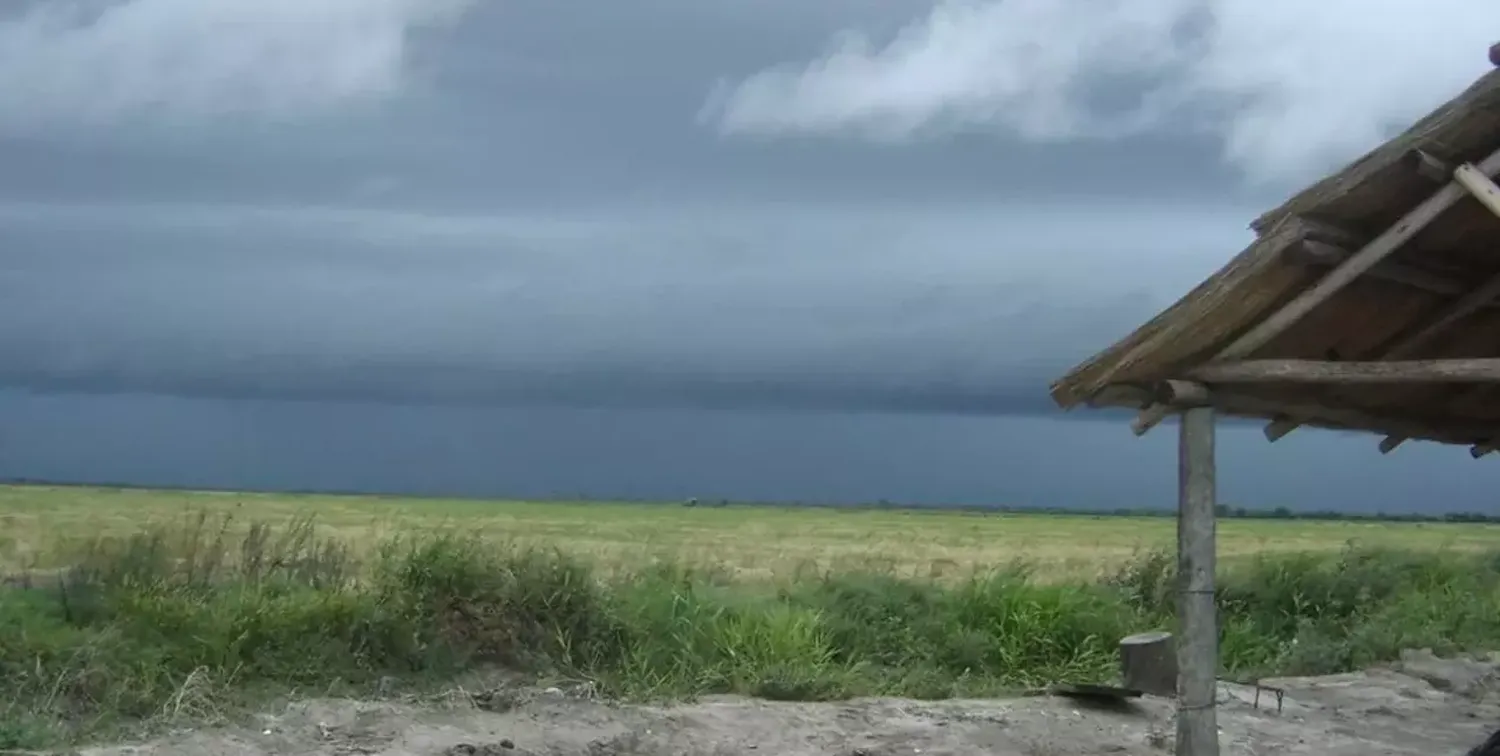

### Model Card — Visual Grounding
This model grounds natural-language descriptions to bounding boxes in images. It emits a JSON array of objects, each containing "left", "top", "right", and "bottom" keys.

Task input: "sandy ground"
[{"left": 66, "top": 649, "right": 1500, "bottom": 756}]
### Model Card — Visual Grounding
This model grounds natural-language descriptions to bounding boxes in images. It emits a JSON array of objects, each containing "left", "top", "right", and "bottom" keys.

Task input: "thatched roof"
[{"left": 1049, "top": 62, "right": 1500, "bottom": 456}]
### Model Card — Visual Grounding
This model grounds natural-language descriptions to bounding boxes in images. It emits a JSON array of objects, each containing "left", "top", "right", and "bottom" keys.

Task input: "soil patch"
[{"left": 70, "top": 652, "right": 1500, "bottom": 756}]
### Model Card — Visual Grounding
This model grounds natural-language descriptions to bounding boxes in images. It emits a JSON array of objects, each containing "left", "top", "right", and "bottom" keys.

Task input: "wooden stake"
[
  {"left": 1177, "top": 405, "right": 1219, "bottom": 756},
  {"left": 1132, "top": 151, "right": 1500, "bottom": 437}
]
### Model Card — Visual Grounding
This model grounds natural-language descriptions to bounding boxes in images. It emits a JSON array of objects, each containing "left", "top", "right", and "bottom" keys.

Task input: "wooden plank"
[
  {"left": 1176, "top": 405, "right": 1219, "bottom": 756},
  {"left": 1132, "top": 150, "right": 1500, "bottom": 436},
  {"left": 1188, "top": 358, "right": 1500, "bottom": 384}
]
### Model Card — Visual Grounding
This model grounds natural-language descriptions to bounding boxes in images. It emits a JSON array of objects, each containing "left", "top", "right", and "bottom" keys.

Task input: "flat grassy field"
[
  {"left": 5, "top": 483, "right": 1500, "bottom": 749},
  {"left": 1, "top": 484, "right": 1493, "bottom": 581}
]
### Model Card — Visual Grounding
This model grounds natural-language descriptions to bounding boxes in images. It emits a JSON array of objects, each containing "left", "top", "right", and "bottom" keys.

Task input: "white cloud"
[
  {"left": 706, "top": 0, "right": 1500, "bottom": 184},
  {"left": 0, "top": 0, "right": 472, "bottom": 131}
]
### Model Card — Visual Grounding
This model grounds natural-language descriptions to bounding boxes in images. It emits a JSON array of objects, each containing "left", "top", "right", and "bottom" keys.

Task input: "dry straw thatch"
[{"left": 1050, "top": 59, "right": 1500, "bottom": 456}]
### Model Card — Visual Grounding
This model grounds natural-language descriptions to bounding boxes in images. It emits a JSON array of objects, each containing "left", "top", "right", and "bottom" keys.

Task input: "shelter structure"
[{"left": 1049, "top": 51, "right": 1500, "bottom": 756}]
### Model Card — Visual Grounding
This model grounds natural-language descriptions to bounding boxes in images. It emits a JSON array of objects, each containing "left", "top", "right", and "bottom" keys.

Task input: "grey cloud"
[
  {"left": 707, "top": 0, "right": 1500, "bottom": 186},
  {"left": 0, "top": 1, "right": 1265, "bottom": 417},
  {"left": 0, "top": 0, "right": 1249, "bottom": 210},
  {"left": 0, "top": 0, "right": 472, "bottom": 133},
  {"left": 0, "top": 199, "right": 1250, "bottom": 412}
]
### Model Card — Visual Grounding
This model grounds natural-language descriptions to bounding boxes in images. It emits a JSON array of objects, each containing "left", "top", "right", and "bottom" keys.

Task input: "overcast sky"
[{"left": 3, "top": 0, "right": 1499, "bottom": 512}]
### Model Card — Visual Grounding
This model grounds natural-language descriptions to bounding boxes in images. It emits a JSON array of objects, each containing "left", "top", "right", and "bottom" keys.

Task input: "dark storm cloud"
[
  {"left": 4, "top": 390, "right": 1497, "bottom": 514},
  {"left": 0, "top": 199, "right": 1247, "bottom": 412},
  {"left": 5, "top": 1, "right": 1500, "bottom": 512},
  {"left": 0, "top": 0, "right": 1482, "bottom": 414}
]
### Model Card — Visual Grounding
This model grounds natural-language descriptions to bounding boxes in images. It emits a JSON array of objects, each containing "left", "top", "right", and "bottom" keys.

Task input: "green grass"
[{"left": 3, "top": 507, "right": 1500, "bottom": 750}]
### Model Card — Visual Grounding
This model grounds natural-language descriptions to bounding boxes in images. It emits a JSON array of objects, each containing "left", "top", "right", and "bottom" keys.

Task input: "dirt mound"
[{"left": 74, "top": 653, "right": 1500, "bottom": 756}]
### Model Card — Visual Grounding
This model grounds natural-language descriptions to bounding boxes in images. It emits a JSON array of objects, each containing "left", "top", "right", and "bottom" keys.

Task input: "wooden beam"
[
  {"left": 1379, "top": 281, "right": 1500, "bottom": 359},
  {"left": 1088, "top": 384, "right": 1155, "bottom": 409},
  {"left": 1454, "top": 162, "right": 1500, "bottom": 218},
  {"left": 1129, "top": 381, "right": 1208, "bottom": 434},
  {"left": 1386, "top": 382, "right": 1500, "bottom": 454},
  {"left": 1131, "top": 150, "right": 1500, "bottom": 437},
  {"left": 1413, "top": 149, "right": 1455, "bottom": 182},
  {"left": 1160, "top": 379, "right": 1210, "bottom": 406},
  {"left": 1262, "top": 264, "right": 1500, "bottom": 441},
  {"left": 1263, "top": 417, "right": 1298, "bottom": 442},
  {"left": 1281, "top": 239, "right": 1498, "bottom": 303},
  {"left": 1271, "top": 170, "right": 1500, "bottom": 449},
  {"left": 1189, "top": 358, "right": 1500, "bottom": 384},
  {"left": 1102, "top": 381, "right": 1500, "bottom": 448},
  {"left": 1176, "top": 405, "right": 1219, "bottom": 756}
]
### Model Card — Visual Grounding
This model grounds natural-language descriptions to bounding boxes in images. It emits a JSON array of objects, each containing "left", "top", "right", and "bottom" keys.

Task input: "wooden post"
[{"left": 1177, "top": 405, "right": 1218, "bottom": 756}]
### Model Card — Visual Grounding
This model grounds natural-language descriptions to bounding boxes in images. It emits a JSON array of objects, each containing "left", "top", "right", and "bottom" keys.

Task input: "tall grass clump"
[
  {"left": 3, "top": 511, "right": 1500, "bottom": 749},
  {"left": 1109, "top": 545, "right": 1500, "bottom": 677},
  {"left": 0, "top": 515, "right": 626, "bottom": 748}
]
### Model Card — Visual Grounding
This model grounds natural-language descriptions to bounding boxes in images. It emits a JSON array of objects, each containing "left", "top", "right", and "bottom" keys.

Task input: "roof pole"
[{"left": 1176, "top": 401, "right": 1219, "bottom": 756}]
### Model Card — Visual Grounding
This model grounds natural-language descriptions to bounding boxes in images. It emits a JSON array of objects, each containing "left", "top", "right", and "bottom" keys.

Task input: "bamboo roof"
[{"left": 1049, "top": 56, "right": 1500, "bottom": 457}]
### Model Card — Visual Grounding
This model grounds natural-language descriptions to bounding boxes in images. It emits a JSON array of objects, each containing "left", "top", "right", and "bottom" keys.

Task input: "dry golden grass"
[{"left": 1, "top": 484, "right": 1494, "bottom": 582}]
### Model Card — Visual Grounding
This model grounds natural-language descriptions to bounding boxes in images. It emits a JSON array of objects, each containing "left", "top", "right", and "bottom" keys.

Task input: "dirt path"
[{"left": 73, "top": 650, "right": 1500, "bottom": 756}]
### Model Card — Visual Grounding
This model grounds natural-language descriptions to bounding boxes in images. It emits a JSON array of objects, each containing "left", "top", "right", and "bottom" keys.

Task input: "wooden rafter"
[
  {"left": 1131, "top": 148, "right": 1500, "bottom": 437},
  {"left": 1374, "top": 160, "right": 1500, "bottom": 453},
  {"left": 1281, "top": 239, "right": 1500, "bottom": 303},
  {"left": 1099, "top": 381, "right": 1499, "bottom": 448},
  {"left": 1261, "top": 263, "right": 1500, "bottom": 441},
  {"left": 1381, "top": 383, "right": 1500, "bottom": 456},
  {"left": 1187, "top": 358, "right": 1500, "bottom": 384}
]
